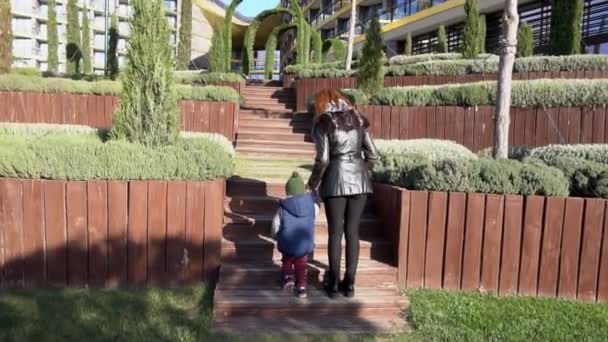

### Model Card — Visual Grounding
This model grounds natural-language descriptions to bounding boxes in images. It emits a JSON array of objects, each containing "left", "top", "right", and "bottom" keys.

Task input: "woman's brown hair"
[{"left": 314, "top": 89, "right": 353, "bottom": 117}]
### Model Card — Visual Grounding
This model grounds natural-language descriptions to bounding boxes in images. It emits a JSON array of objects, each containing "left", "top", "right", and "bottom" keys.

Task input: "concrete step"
[
  {"left": 237, "top": 131, "right": 312, "bottom": 142},
  {"left": 217, "top": 259, "right": 398, "bottom": 289},
  {"left": 213, "top": 287, "right": 408, "bottom": 322}
]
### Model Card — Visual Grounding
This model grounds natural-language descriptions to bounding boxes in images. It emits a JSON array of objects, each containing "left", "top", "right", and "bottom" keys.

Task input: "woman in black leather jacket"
[{"left": 307, "top": 89, "right": 379, "bottom": 298}]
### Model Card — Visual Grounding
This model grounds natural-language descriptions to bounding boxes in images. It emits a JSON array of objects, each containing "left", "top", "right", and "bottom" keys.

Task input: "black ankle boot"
[
  {"left": 339, "top": 279, "right": 355, "bottom": 298},
  {"left": 325, "top": 274, "right": 340, "bottom": 299}
]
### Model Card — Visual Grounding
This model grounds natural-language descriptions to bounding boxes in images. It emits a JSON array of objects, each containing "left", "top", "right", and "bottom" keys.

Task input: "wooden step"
[
  {"left": 217, "top": 259, "right": 397, "bottom": 289},
  {"left": 237, "top": 123, "right": 311, "bottom": 134},
  {"left": 237, "top": 108, "right": 295, "bottom": 116},
  {"left": 213, "top": 315, "right": 408, "bottom": 334},
  {"left": 227, "top": 178, "right": 314, "bottom": 197},
  {"left": 238, "top": 131, "right": 312, "bottom": 142},
  {"left": 235, "top": 147, "right": 316, "bottom": 158},
  {"left": 241, "top": 103, "right": 295, "bottom": 111},
  {"left": 213, "top": 287, "right": 408, "bottom": 321},
  {"left": 236, "top": 140, "right": 316, "bottom": 153},
  {"left": 220, "top": 237, "right": 393, "bottom": 263},
  {"left": 238, "top": 111, "right": 313, "bottom": 120},
  {"left": 225, "top": 195, "right": 374, "bottom": 215}
]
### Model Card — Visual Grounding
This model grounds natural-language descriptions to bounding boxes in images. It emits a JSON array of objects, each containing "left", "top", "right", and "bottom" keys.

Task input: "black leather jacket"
[{"left": 307, "top": 110, "right": 379, "bottom": 198}]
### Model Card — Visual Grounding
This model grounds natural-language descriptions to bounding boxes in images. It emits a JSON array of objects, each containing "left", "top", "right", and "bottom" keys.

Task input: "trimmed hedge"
[
  {"left": 283, "top": 61, "right": 344, "bottom": 74},
  {"left": 174, "top": 71, "right": 244, "bottom": 85},
  {"left": 529, "top": 144, "right": 608, "bottom": 164},
  {"left": 386, "top": 54, "right": 608, "bottom": 76},
  {"left": 343, "top": 79, "right": 608, "bottom": 108},
  {"left": 0, "top": 75, "right": 240, "bottom": 103},
  {"left": 0, "top": 124, "right": 234, "bottom": 181},
  {"left": 10, "top": 67, "right": 43, "bottom": 77},
  {"left": 388, "top": 53, "right": 485, "bottom": 65},
  {"left": 532, "top": 156, "right": 608, "bottom": 198}
]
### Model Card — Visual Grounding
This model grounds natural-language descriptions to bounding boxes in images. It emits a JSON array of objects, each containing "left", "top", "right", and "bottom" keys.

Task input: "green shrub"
[
  {"left": 0, "top": 0, "right": 12, "bottom": 74},
  {"left": 174, "top": 71, "right": 244, "bottom": 85},
  {"left": 517, "top": 23, "right": 534, "bottom": 58},
  {"left": 10, "top": 68, "right": 42, "bottom": 77},
  {"left": 209, "top": 28, "right": 226, "bottom": 73},
  {"left": 357, "top": 15, "right": 384, "bottom": 94},
  {"left": 436, "top": 26, "right": 448, "bottom": 54},
  {"left": 0, "top": 74, "right": 239, "bottom": 102},
  {"left": 389, "top": 53, "right": 466, "bottom": 65},
  {"left": 81, "top": 4, "right": 92, "bottom": 74},
  {"left": 529, "top": 144, "right": 608, "bottom": 164},
  {"left": 0, "top": 123, "right": 100, "bottom": 136},
  {"left": 386, "top": 56, "right": 500, "bottom": 76},
  {"left": 106, "top": 14, "right": 119, "bottom": 79},
  {"left": 47, "top": 0, "right": 59, "bottom": 72},
  {"left": 0, "top": 124, "right": 234, "bottom": 181},
  {"left": 463, "top": 0, "right": 481, "bottom": 59},
  {"left": 176, "top": 0, "right": 192, "bottom": 69},
  {"left": 550, "top": 0, "right": 584, "bottom": 55},
  {"left": 343, "top": 79, "right": 608, "bottom": 107},
  {"left": 323, "top": 38, "right": 346, "bottom": 63},
  {"left": 66, "top": 0, "right": 81, "bottom": 74},
  {"left": 531, "top": 156, "right": 608, "bottom": 198},
  {"left": 295, "top": 68, "right": 355, "bottom": 79},
  {"left": 283, "top": 61, "right": 344, "bottom": 74},
  {"left": 478, "top": 14, "right": 486, "bottom": 54}
]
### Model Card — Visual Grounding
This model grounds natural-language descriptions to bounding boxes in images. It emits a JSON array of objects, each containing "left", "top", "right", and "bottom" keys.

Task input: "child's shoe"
[
  {"left": 295, "top": 286, "right": 307, "bottom": 298},
  {"left": 282, "top": 275, "right": 295, "bottom": 291}
]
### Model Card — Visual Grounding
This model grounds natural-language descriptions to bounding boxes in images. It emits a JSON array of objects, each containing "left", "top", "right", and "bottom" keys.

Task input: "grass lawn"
[{"left": 1, "top": 286, "right": 607, "bottom": 341}]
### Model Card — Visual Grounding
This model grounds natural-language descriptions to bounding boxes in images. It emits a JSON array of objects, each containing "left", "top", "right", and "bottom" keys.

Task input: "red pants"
[{"left": 282, "top": 255, "right": 308, "bottom": 288}]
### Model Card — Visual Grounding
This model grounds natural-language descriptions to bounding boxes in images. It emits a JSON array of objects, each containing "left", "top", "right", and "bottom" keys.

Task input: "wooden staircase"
[{"left": 213, "top": 83, "right": 409, "bottom": 334}]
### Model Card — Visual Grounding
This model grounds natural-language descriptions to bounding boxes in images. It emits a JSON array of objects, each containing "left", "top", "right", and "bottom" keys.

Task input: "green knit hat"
[{"left": 285, "top": 171, "right": 306, "bottom": 196}]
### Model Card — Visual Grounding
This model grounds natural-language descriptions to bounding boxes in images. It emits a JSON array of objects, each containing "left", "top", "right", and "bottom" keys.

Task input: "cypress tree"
[
  {"left": 517, "top": 22, "right": 534, "bottom": 57},
  {"left": 81, "top": 4, "right": 92, "bottom": 74},
  {"left": 549, "top": 0, "right": 584, "bottom": 55},
  {"left": 209, "top": 27, "right": 225, "bottom": 72},
  {"left": 405, "top": 32, "right": 412, "bottom": 55},
  {"left": 436, "top": 25, "right": 448, "bottom": 53},
  {"left": 176, "top": 0, "right": 192, "bottom": 69},
  {"left": 310, "top": 27, "right": 322, "bottom": 64},
  {"left": 223, "top": 0, "right": 243, "bottom": 72},
  {"left": 0, "top": 0, "right": 11, "bottom": 73},
  {"left": 462, "top": 0, "right": 480, "bottom": 59},
  {"left": 47, "top": 0, "right": 59, "bottom": 72},
  {"left": 479, "top": 14, "right": 486, "bottom": 54},
  {"left": 357, "top": 15, "right": 384, "bottom": 94},
  {"left": 110, "top": 0, "right": 179, "bottom": 147},
  {"left": 66, "top": 0, "right": 81, "bottom": 74},
  {"left": 106, "top": 14, "right": 119, "bottom": 79}
]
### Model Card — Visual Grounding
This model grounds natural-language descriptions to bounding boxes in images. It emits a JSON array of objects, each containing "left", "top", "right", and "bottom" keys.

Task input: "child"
[{"left": 271, "top": 171, "right": 319, "bottom": 298}]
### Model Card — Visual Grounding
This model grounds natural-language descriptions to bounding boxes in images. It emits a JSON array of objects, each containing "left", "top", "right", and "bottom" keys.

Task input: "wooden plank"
[
  {"left": 545, "top": 107, "right": 560, "bottom": 145},
  {"left": 397, "top": 190, "right": 411, "bottom": 288},
  {"left": 425, "top": 107, "right": 436, "bottom": 139},
  {"left": 147, "top": 181, "right": 168, "bottom": 285},
  {"left": 463, "top": 107, "right": 475, "bottom": 150},
  {"left": 567, "top": 107, "right": 582, "bottom": 144},
  {"left": 580, "top": 108, "right": 594, "bottom": 144},
  {"left": 435, "top": 106, "right": 446, "bottom": 140},
  {"left": 519, "top": 196, "right": 545, "bottom": 296},
  {"left": 44, "top": 181, "right": 67, "bottom": 286},
  {"left": 534, "top": 106, "right": 548, "bottom": 146},
  {"left": 524, "top": 108, "right": 537, "bottom": 146},
  {"left": 66, "top": 182, "right": 88, "bottom": 286},
  {"left": 390, "top": 106, "right": 400, "bottom": 139},
  {"left": 103, "top": 96, "right": 113, "bottom": 128},
  {"left": 185, "top": 182, "right": 205, "bottom": 282},
  {"left": 443, "top": 193, "right": 467, "bottom": 290},
  {"left": 107, "top": 181, "right": 128, "bottom": 287},
  {"left": 407, "top": 191, "right": 429, "bottom": 288},
  {"left": 381, "top": 106, "right": 391, "bottom": 139},
  {"left": 462, "top": 193, "right": 485, "bottom": 290},
  {"left": 558, "top": 198, "right": 584, "bottom": 299},
  {"left": 538, "top": 197, "right": 566, "bottom": 297},
  {"left": 480, "top": 195, "right": 505, "bottom": 294},
  {"left": 472, "top": 106, "right": 484, "bottom": 151},
  {"left": 87, "top": 181, "right": 108, "bottom": 286},
  {"left": 21, "top": 180, "right": 46, "bottom": 286},
  {"left": 128, "top": 181, "right": 148, "bottom": 286},
  {"left": 598, "top": 201, "right": 608, "bottom": 302},
  {"left": 592, "top": 107, "right": 606, "bottom": 143},
  {"left": 577, "top": 199, "right": 606, "bottom": 301},
  {"left": 203, "top": 101, "right": 213, "bottom": 132},
  {"left": 225, "top": 102, "right": 235, "bottom": 141},
  {"left": 482, "top": 106, "right": 494, "bottom": 150},
  {"left": 408, "top": 106, "right": 418, "bottom": 139},
  {"left": 416, "top": 107, "right": 428, "bottom": 140},
  {"left": 499, "top": 195, "right": 524, "bottom": 295},
  {"left": 95, "top": 96, "right": 105, "bottom": 129},
  {"left": 0, "top": 179, "right": 24, "bottom": 286},
  {"left": 557, "top": 107, "right": 570, "bottom": 144},
  {"left": 372, "top": 106, "right": 382, "bottom": 138},
  {"left": 513, "top": 108, "right": 526, "bottom": 146},
  {"left": 204, "top": 180, "right": 224, "bottom": 282},
  {"left": 424, "top": 192, "right": 448, "bottom": 289},
  {"left": 399, "top": 107, "right": 409, "bottom": 139},
  {"left": 166, "top": 182, "right": 187, "bottom": 285}
]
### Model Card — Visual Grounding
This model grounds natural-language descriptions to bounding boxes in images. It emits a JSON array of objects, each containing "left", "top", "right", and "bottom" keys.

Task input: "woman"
[{"left": 307, "top": 89, "right": 378, "bottom": 299}]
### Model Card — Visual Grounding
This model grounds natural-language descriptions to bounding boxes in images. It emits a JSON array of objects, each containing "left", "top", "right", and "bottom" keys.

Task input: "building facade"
[
  {"left": 281, "top": 0, "right": 608, "bottom": 65},
  {"left": 10, "top": 0, "right": 179, "bottom": 73}
]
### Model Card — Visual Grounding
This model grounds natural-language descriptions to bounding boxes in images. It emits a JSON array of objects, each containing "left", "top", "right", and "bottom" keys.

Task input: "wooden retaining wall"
[
  {"left": 0, "top": 91, "right": 239, "bottom": 141},
  {"left": 372, "top": 184, "right": 608, "bottom": 302},
  {"left": 355, "top": 105, "right": 608, "bottom": 151},
  {"left": 0, "top": 178, "right": 225, "bottom": 288},
  {"left": 294, "top": 71, "right": 608, "bottom": 111}
]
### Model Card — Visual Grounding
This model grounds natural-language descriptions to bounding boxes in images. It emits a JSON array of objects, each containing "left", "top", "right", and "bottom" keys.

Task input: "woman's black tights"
[{"left": 324, "top": 194, "right": 367, "bottom": 285}]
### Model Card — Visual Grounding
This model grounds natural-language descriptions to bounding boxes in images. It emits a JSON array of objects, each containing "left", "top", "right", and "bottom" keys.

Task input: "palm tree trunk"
[
  {"left": 345, "top": 0, "right": 357, "bottom": 71},
  {"left": 492, "top": 0, "right": 519, "bottom": 159}
]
